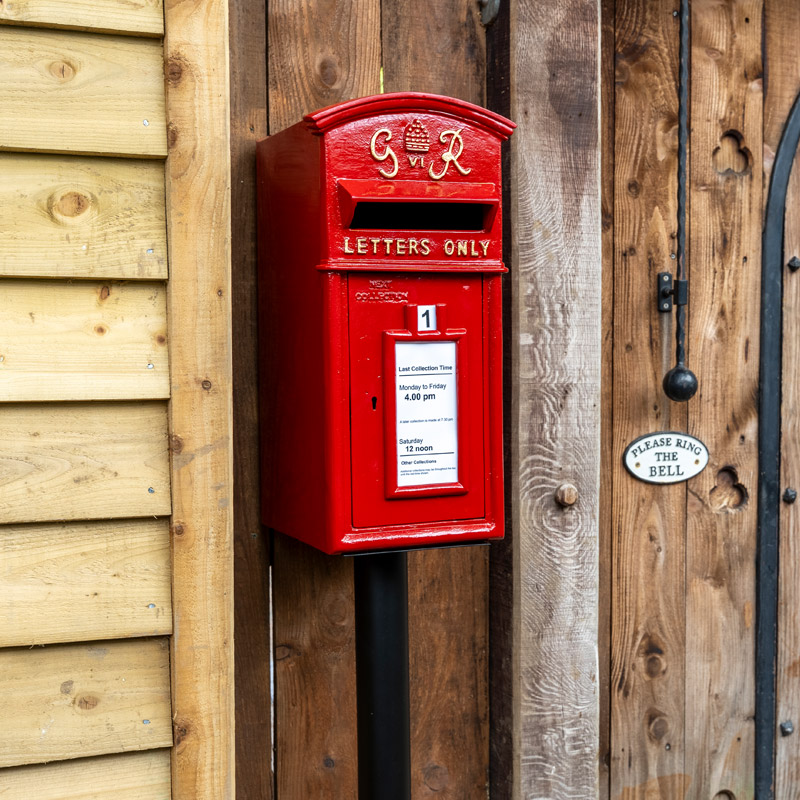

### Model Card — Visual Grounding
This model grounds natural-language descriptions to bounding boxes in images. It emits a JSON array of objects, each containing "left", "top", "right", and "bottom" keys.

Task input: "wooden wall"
[
  {"left": 602, "top": 1, "right": 800, "bottom": 797},
  {"left": 0, "top": 4, "right": 173, "bottom": 794},
  {"left": 0, "top": 1, "right": 234, "bottom": 798},
  {"left": 232, "top": 1, "right": 602, "bottom": 798}
]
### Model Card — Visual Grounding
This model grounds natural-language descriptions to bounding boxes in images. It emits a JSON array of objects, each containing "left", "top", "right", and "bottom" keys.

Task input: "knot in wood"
[{"left": 555, "top": 483, "right": 578, "bottom": 507}]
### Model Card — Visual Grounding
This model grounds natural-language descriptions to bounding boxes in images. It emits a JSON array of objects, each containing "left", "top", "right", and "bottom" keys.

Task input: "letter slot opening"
[{"left": 350, "top": 201, "right": 490, "bottom": 232}]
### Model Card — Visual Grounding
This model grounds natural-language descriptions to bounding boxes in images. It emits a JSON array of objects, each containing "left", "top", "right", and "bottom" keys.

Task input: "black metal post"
[{"left": 353, "top": 551, "right": 411, "bottom": 800}]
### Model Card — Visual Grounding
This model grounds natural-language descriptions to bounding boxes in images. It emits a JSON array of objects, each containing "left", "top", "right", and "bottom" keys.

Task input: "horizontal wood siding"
[
  {"left": 0, "top": 155, "right": 167, "bottom": 280},
  {"left": 0, "top": 28, "right": 167, "bottom": 157},
  {"left": 0, "top": 401, "right": 170, "bottom": 524},
  {"left": 0, "top": 0, "right": 165, "bottom": 37},
  {"left": 0, "top": 281, "right": 168, "bottom": 401},
  {"left": 0, "top": 750, "right": 171, "bottom": 799},
  {"left": 0, "top": 519, "right": 171, "bottom": 647},
  {"left": 0, "top": 638, "right": 172, "bottom": 768}
]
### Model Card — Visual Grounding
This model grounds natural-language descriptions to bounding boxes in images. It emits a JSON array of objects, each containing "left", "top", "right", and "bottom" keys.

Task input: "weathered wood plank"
[
  {"left": 768, "top": 4, "right": 800, "bottom": 794},
  {"left": 268, "top": 0, "right": 380, "bottom": 133},
  {"left": 685, "top": 0, "right": 762, "bottom": 795},
  {"left": 0, "top": 0, "right": 164, "bottom": 37},
  {"left": 163, "top": 1, "right": 235, "bottom": 798},
  {"left": 268, "top": 1, "right": 379, "bottom": 796},
  {"left": 0, "top": 749, "right": 171, "bottom": 799},
  {"left": 0, "top": 638, "right": 172, "bottom": 768},
  {"left": 0, "top": 519, "right": 171, "bottom": 648},
  {"left": 382, "top": 0, "right": 484, "bottom": 103},
  {"left": 228, "top": 0, "right": 272, "bottom": 797},
  {"left": 0, "top": 28, "right": 167, "bottom": 158},
  {"left": 381, "top": 2, "right": 489, "bottom": 797},
  {"left": 0, "top": 402, "right": 170, "bottom": 524},
  {"left": 0, "top": 155, "right": 167, "bottom": 280},
  {"left": 0, "top": 280, "right": 168, "bottom": 402},
  {"left": 510, "top": 0, "right": 601, "bottom": 796},
  {"left": 610, "top": 1, "right": 688, "bottom": 796}
]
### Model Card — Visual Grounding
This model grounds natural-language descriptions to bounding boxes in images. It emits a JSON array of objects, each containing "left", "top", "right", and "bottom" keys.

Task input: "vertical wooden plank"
[
  {"left": 610, "top": 1, "right": 687, "bottom": 796},
  {"left": 163, "top": 0, "right": 234, "bottom": 798},
  {"left": 229, "top": 0, "right": 271, "bottom": 798},
  {"left": 267, "top": 2, "right": 379, "bottom": 797},
  {"left": 599, "top": 0, "right": 615, "bottom": 795},
  {"left": 510, "top": 0, "right": 601, "bottom": 796},
  {"left": 381, "top": 3, "right": 489, "bottom": 797},
  {"left": 766, "top": 4, "right": 800, "bottom": 795},
  {"left": 685, "top": 0, "right": 762, "bottom": 796}
]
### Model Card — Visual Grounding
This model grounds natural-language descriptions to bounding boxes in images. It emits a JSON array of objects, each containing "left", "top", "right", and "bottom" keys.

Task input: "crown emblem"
[{"left": 404, "top": 119, "right": 430, "bottom": 153}]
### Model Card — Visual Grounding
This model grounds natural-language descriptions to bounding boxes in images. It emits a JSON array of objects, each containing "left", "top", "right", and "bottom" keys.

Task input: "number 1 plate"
[{"left": 395, "top": 341, "right": 458, "bottom": 487}]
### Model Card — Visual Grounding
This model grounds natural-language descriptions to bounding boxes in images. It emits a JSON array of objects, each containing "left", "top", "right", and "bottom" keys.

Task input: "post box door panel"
[{"left": 349, "top": 273, "right": 485, "bottom": 529}]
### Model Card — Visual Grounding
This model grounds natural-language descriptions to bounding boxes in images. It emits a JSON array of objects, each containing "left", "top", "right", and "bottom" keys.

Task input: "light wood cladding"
[
  {"left": 0, "top": 519, "right": 171, "bottom": 648},
  {"left": 0, "top": 401, "right": 170, "bottom": 524},
  {"left": 0, "top": 155, "right": 167, "bottom": 280},
  {"left": 164, "top": 0, "right": 235, "bottom": 797},
  {"left": 0, "top": 638, "right": 172, "bottom": 768},
  {"left": 0, "top": 0, "right": 164, "bottom": 37},
  {"left": 0, "top": 280, "right": 168, "bottom": 401},
  {"left": 0, "top": 749, "right": 171, "bottom": 799},
  {"left": 0, "top": 28, "right": 167, "bottom": 157}
]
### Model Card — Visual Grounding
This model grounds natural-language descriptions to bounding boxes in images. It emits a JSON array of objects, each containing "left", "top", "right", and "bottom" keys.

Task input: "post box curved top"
[{"left": 304, "top": 92, "right": 515, "bottom": 139}]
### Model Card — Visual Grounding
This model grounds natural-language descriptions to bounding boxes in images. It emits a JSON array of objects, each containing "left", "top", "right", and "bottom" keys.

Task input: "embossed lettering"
[
  {"left": 370, "top": 129, "right": 399, "bottom": 179},
  {"left": 429, "top": 129, "right": 471, "bottom": 181}
]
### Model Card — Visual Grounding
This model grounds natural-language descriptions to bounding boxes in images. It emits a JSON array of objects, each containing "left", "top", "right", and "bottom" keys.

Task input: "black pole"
[{"left": 353, "top": 551, "right": 411, "bottom": 800}]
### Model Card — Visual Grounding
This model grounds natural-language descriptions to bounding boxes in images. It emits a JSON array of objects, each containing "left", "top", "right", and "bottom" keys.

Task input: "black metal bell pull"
[{"left": 661, "top": 0, "right": 698, "bottom": 403}]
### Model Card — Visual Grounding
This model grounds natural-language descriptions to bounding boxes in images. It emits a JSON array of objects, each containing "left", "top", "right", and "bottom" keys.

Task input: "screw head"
[
  {"left": 788, "top": 256, "right": 800, "bottom": 272},
  {"left": 784, "top": 488, "right": 798, "bottom": 504},
  {"left": 781, "top": 720, "right": 794, "bottom": 737}
]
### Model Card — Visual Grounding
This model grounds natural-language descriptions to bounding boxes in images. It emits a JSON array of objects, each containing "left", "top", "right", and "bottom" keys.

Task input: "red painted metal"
[{"left": 257, "top": 92, "right": 515, "bottom": 554}]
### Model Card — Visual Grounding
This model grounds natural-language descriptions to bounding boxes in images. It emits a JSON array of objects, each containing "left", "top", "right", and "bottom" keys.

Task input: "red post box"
[{"left": 257, "top": 92, "right": 515, "bottom": 554}]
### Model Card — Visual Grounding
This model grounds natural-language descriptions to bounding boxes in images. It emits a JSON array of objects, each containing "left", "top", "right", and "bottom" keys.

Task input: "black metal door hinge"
[{"left": 657, "top": 272, "right": 688, "bottom": 312}]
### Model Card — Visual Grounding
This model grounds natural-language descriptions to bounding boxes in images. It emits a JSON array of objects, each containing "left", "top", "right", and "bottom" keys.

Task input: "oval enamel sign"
[{"left": 623, "top": 431, "right": 709, "bottom": 485}]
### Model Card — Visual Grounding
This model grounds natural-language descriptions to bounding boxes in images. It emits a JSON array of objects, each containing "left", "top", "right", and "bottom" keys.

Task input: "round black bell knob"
[{"left": 662, "top": 364, "right": 698, "bottom": 402}]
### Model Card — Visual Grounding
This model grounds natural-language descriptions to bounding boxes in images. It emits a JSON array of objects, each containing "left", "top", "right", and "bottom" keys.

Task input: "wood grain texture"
[
  {"left": 0, "top": 519, "right": 171, "bottom": 648},
  {"left": 268, "top": 1, "right": 379, "bottom": 797},
  {"left": 382, "top": 2, "right": 489, "bottom": 797},
  {"left": 0, "top": 0, "right": 164, "bottom": 37},
  {"left": 510, "top": 0, "right": 601, "bottom": 796},
  {"left": 272, "top": 535, "right": 358, "bottom": 799},
  {"left": 0, "top": 28, "right": 167, "bottom": 158},
  {"left": 610, "top": 1, "right": 688, "bottom": 796},
  {"left": 382, "top": 0, "right": 484, "bottom": 104},
  {"left": 599, "top": 0, "right": 615, "bottom": 794},
  {"left": 0, "top": 155, "right": 167, "bottom": 280},
  {"left": 0, "top": 401, "right": 170, "bottom": 525},
  {"left": 267, "top": 0, "right": 380, "bottom": 132},
  {"left": 0, "top": 638, "right": 172, "bottom": 768},
  {"left": 0, "top": 280, "right": 168, "bottom": 402},
  {"left": 768, "top": 4, "right": 800, "bottom": 795},
  {"left": 228, "top": 0, "right": 272, "bottom": 796},
  {"left": 163, "top": 1, "right": 235, "bottom": 798},
  {"left": 0, "top": 749, "right": 171, "bottom": 799},
  {"left": 685, "top": 2, "right": 762, "bottom": 796}
]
